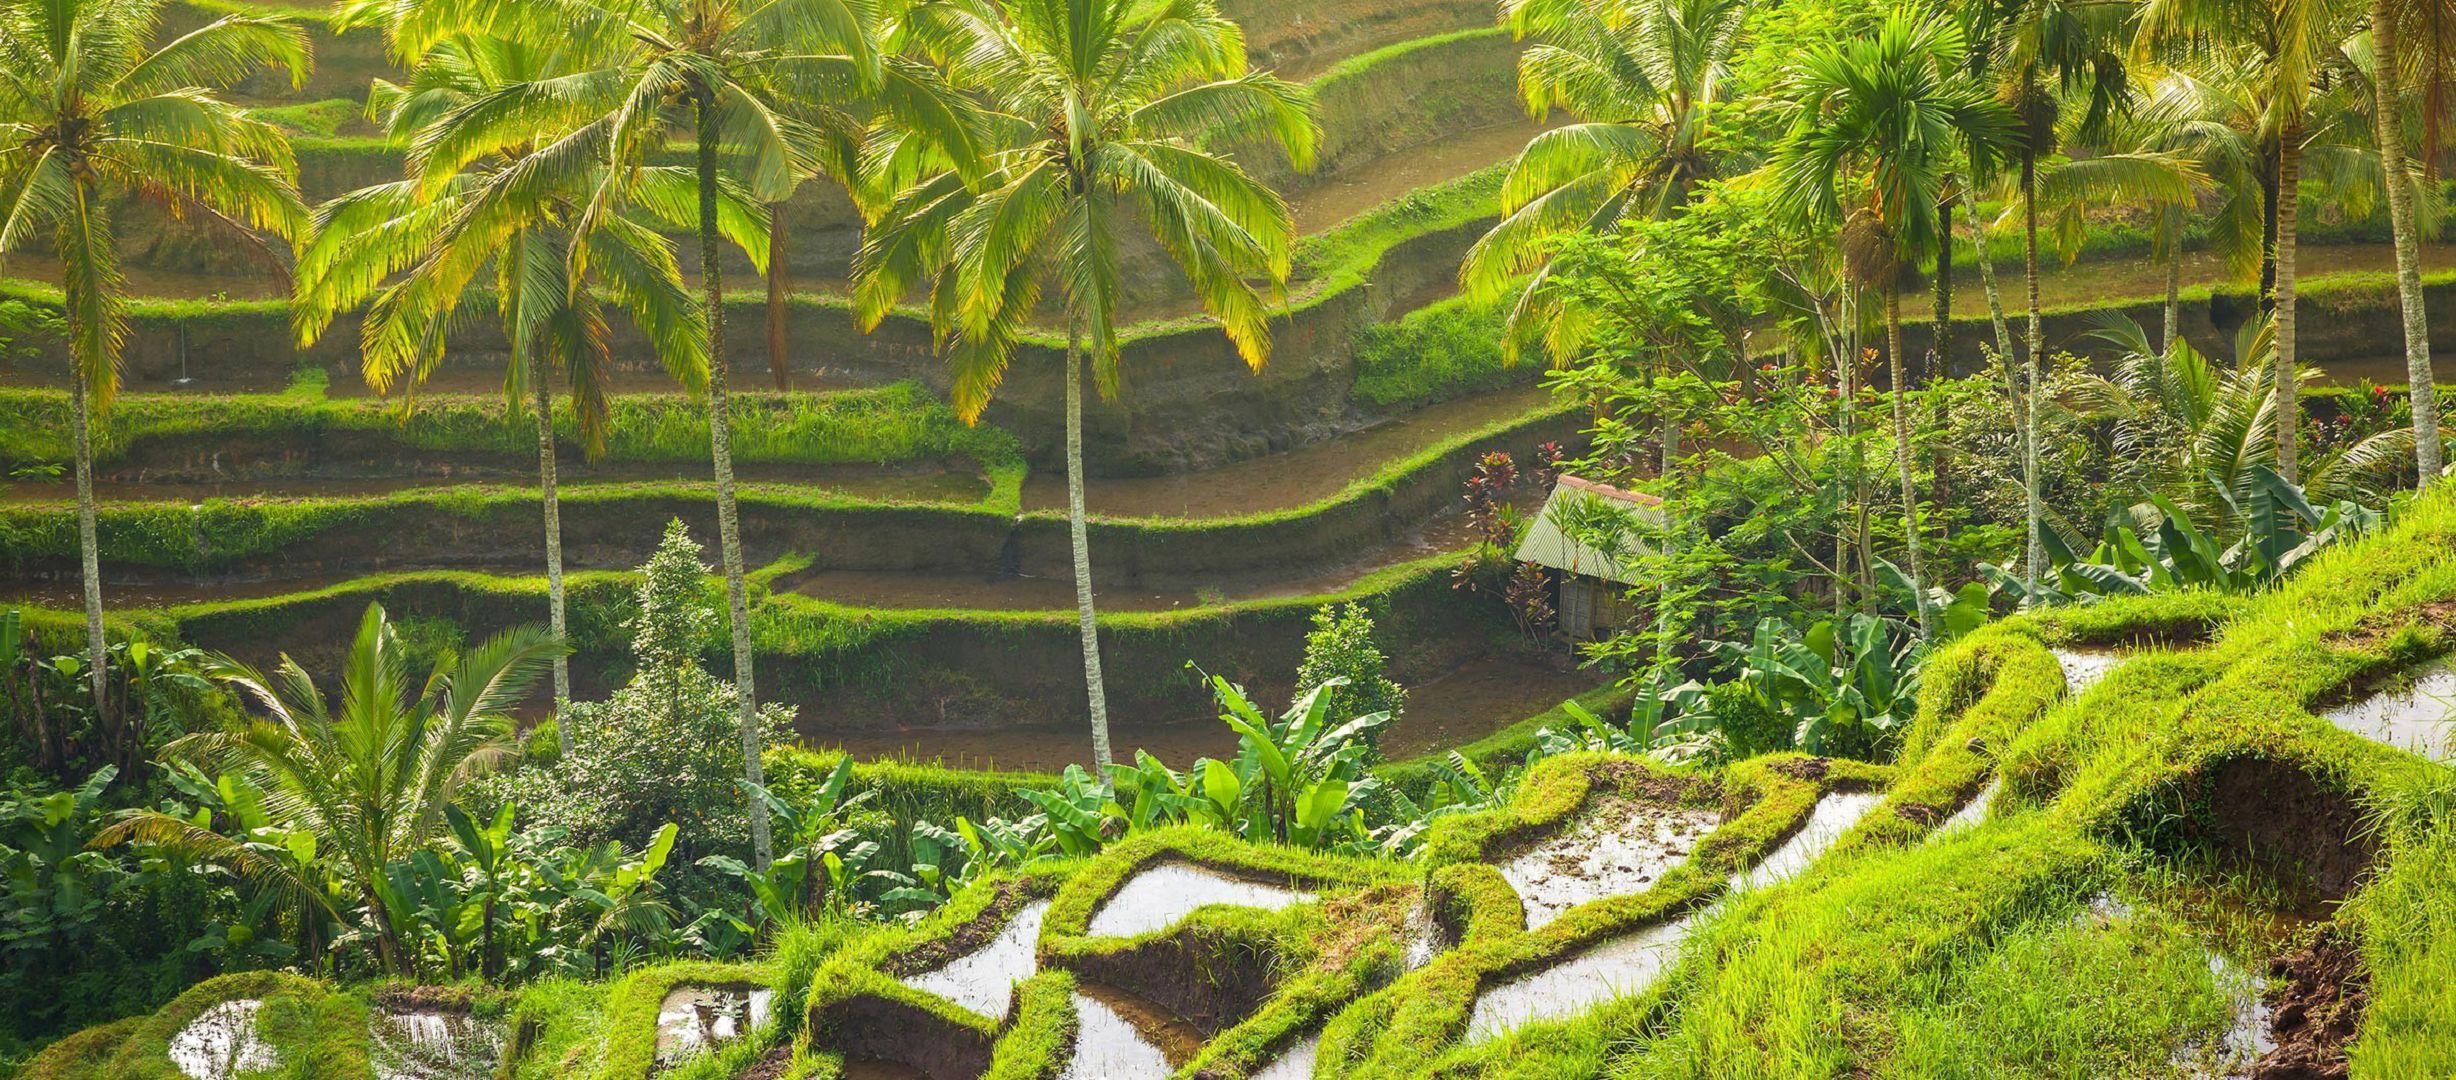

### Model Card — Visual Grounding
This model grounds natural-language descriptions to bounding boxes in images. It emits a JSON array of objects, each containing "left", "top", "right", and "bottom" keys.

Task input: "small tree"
[
  {"left": 497, "top": 521, "right": 791, "bottom": 864},
  {"left": 1293, "top": 604, "right": 1405, "bottom": 755}
]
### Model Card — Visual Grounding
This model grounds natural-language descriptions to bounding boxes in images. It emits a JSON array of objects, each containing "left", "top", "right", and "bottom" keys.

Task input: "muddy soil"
[
  {"left": 1085, "top": 863, "right": 1315, "bottom": 940},
  {"left": 820, "top": 652, "right": 1598, "bottom": 774},
  {"left": 2199, "top": 758, "right": 2379, "bottom": 901},
  {"left": 1498, "top": 796, "right": 1720, "bottom": 928},
  {"left": 2248, "top": 929, "right": 2370, "bottom": 1080},
  {"left": 816, "top": 995, "right": 995, "bottom": 1080},
  {"left": 1015, "top": 384, "right": 1552, "bottom": 519}
]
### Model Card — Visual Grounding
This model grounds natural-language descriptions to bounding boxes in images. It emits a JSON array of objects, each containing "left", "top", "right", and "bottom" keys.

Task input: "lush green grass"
[
  {"left": 1349, "top": 292, "right": 1526, "bottom": 410},
  {"left": 0, "top": 381, "right": 1020, "bottom": 475}
]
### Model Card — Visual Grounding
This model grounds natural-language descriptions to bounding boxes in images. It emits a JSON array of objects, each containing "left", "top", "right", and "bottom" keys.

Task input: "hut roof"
[{"left": 1512, "top": 475, "right": 1664, "bottom": 586}]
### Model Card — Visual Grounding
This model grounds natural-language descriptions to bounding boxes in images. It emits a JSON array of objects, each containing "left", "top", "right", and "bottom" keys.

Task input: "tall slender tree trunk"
[
  {"left": 1656, "top": 392, "right": 1679, "bottom": 671},
  {"left": 1886, "top": 286, "right": 1932, "bottom": 639},
  {"left": 1929, "top": 190, "right": 1955, "bottom": 532},
  {"left": 2259, "top": 143, "right": 2280, "bottom": 309},
  {"left": 2022, "top": 152, "right": 2045, "bottom": 601},
  {"left": 767, "top": 200, "right": 791, "bottom": 390},
  {"left": 530, "top": 358, "right": 571, "bottom": 750},
  {"left": 2373, "top": 2, "right": 2444, "bottom": 482},
  {"left": 71, "top": 373, "right": 107, "bottom": 713},
  {"left": 699, "top": 95, "right": 771, "bottom": 868},
  {"left": 2162, "top": 206, "right": 2184, "bottom": 355},
  {"left": 2275, "top": 119, "right": 2303, "bottom": 481},
  {"left": 1063, "top": 313, "right": 1114, "bottom": 768},
  {"left": 1972, "top": 218, "right": 2012, "bottom": 360}
]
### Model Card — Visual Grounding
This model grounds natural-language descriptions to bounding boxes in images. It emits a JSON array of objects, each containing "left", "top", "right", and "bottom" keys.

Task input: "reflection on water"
[
  {"left": 1250, "top": 1031, "right": 1321, "bottom": 1080},
  {"left": 2321, "top": 661, "right": 2456, "bottom": 762},
  {"left": 902, "top": 899, "right": 1053, "bottom": 1018},
  {"left": 653, "top": 985, "right": 774, "bottom": 1066},
  {"left": 2052, "top": 647, "right": 2130, "bottom": 697},
  {"left": 167, "top": 999, "right": 275, "bottom": 1080},
  {"left": 1085, "top": 864, "right": 1314, "bottom": 940},
  {"left": 1928, "top": 778, "right": 2003, "bottom": 842},
  {"left": 1498, "top": 798, "right": 1719, "bottom": 930},
  {"left": 370, "top": 1009, "right": 505, "bottom": 1080},
  {"left": 1061, "top": 990, "right": 1178, "bottom": 1079},
  {"left": 1462, "top": 791, "right": 1883, "bottom": 1043}
]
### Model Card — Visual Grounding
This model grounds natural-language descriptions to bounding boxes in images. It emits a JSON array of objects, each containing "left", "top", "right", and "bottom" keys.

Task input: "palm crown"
[
  {"left": 856, "top": 0, "right": 1318, "bottom": 418},
  {"left": 0, "top": 0, "right": 310, "bottom": 405},
  {"left": 1460, "top": 0, "right": 1744, "bottom": 363}
]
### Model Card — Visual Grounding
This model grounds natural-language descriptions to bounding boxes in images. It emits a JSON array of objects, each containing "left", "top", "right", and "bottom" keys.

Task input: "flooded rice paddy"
[
  {"left": 1061, "top": 989, "right": 1184, "bottom": 1079},
  {"left": 900, "top": 899, "right": 1053, "bottom": 1018},
  {"left": 2320, "top": 660, "right": 2455, "bottom": 762},
  {"left": 1498, "top": 797, "right": 1720, "bottom": 930},
  {"left": 2053, "top": 647, "right": 2131, "bottom": 697},
  {"left": 1463, "top": 790, "right": 1883, "bottom": 1042},
  {"left": 167, "top": 999, "right": 275, "bottom": 1080},
  {"left": 653, "top": 984, "right": 774, "bottom": 1066},
  {"left": 1084, "top": 863, "right": 1315, "bottom": 940},
  {"left": 369, "top": 1008, "right": 505, "bottom": 1080}
]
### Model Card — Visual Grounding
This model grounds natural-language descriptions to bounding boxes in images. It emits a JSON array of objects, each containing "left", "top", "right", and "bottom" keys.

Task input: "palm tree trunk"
[
  {"left": 530, "top": 358, "right": 571, "bottom": 749},
  {"left": 2259, "top": 142, "right": 2280, "bottom": 308},
  {"left": 698, "top": 94, "right": 772, "bottom": 868},
  {"left": 1063, "top": 313, "right": 1115, "bottom": 768},
  {"left": 2021, "top": 151, "right": 2045, "bottom": 601},
  {"left": 1929, "top": 190, "right": 1955, "bottom": 533},
  {"left": 2275, "top": 118, "right": 2303, "bottom": 481},
  {"left": 2373, "top": 2, "right": 2443, "bottom": 482},
  {"left": 1886, "top": 286, "right": 1931, "bottom": 639},
  {"left": 1972, "top": 219, "right": 2012, "bottom": 360},
  {"left": 767, "top": 199, "right": 792, "bottom": 390},
  {"left": 71, "top": 374, "right": 107, "bottom": 713},
  {"left": 2162, "top": 206, "right": 2184, "bottom": 355}
]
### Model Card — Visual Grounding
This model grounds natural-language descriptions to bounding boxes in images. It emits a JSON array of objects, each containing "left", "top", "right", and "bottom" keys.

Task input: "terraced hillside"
[{"left": 28, "top": 486, "right": 2456, "bottom": 1078}]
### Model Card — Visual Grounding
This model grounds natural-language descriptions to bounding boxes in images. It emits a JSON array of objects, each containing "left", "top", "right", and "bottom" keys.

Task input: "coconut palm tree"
[
  {"left": 1982, "top": 0, "right": 2132, "bottom": 596},
  {"left": 1776, "top": 8, "right": 2011, "bottom": 638},
  {"left": 292, "top": 27, "right": 740, "bottom": 749},
  {"left": 856, "top": 0, "right": 1317, "bottom": 768},
  {"left": 2355, "top": 5, "right": 2443, "bottom": 479},
  {"left": 1459, "top": 0, "right": 1745, "bottom": 362},
  {"left": 2139, "top": 0, "right": 2360, "bottom": 481},
  {"left": 0, "top": 0, "right": 310, "bottom": 712},
  {"left": 380, "top": 0, "right": 968, "bottom": 866},
  {"left": 99, "top": 603, "right": 563, "bottom": 975}
]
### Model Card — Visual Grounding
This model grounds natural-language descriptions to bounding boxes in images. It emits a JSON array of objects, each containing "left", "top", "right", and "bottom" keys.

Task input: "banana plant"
[
  {"left": 1988, "top": 466, "right": 2382, "bottom": 602},
  {"left": 1704, "top": 614, "right": 1923, "bottom": 757},
  {"left": 1208, "top": 675, "right": 1388, "bottom": 847}
]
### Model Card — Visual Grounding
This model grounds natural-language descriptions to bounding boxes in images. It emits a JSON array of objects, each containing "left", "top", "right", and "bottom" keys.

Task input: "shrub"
[
  {"left": 488, "top": 521, "right": 790, "bottom": 866},
  {"left": 1293, "top": 603, "right": 1405, "bottom": 752}
]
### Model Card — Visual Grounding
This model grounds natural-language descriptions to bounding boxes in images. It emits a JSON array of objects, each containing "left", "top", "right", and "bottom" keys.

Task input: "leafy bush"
[
  {"left": 487, "top": 521, "right": 791, "bottom": 866},
  {"left": 1293, "top": 603, "right": 1405, "bottom": 754},
  {"left": 1989, "top": 465, "right": 2383, "bottom": 603}
]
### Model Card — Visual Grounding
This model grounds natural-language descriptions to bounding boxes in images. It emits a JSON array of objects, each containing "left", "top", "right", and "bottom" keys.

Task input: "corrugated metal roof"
[{"left": 1512, "top": 474, "right": 1663, "bottom": 585}]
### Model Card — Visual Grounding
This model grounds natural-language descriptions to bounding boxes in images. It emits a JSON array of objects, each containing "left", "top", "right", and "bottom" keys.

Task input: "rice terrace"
[{"left": 4, "top": 0, "right": 2456, "bottom": 1072}]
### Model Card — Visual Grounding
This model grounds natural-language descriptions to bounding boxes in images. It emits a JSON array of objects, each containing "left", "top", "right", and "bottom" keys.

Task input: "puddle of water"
[
  {"left": 653, "top": 985, "right": 775, "bottom": 1066},
  {"left": 1498, "top": 798, "right": 1720, "bottom": 930},
  {"left": 1461, "top": 791, "right": 1883, "bottom": 1044},
  {"left": 1729, "top": 792, "right": 1884, "bottom": 894},
  {"left": 167, "top": 999, "right": 276, "bottom": 1080},
  {"left": 1927, "top": 778, "right": 2003, "bottom": 843},
  {"left": 1015, "top": 384, "right": 1553, "bottom": 520},
  {"left": 2193, "top": 950, "right": 2277, "bottom": 1075},
  {"left": 1084, "top": 864, "right": 1315, "bottom": 940},
  {"left": 370, "top": 1009, "right": 506, "bottom": 1080},
  {"left": 1402, "top": 899, "right": 1449, "bottom": 972},
  {"left": 2320, "top": 662, "right": 2456, "bottom": 763},
  {"left": 2052, "top": 648, "right": 2129, "bottom": 697},
  {"left": 1250, "top": 1031, "right": 1322, "bottom": 1080},
  {"left": 902, "top": 899, "right": 1053, "bottom": 1018},
  {"left": 1462, "top": 914, "right": 1693, "bottom": 1043},
  {"left": 1061, "top": 990, "right": 1179, "bottom": 1080}
]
